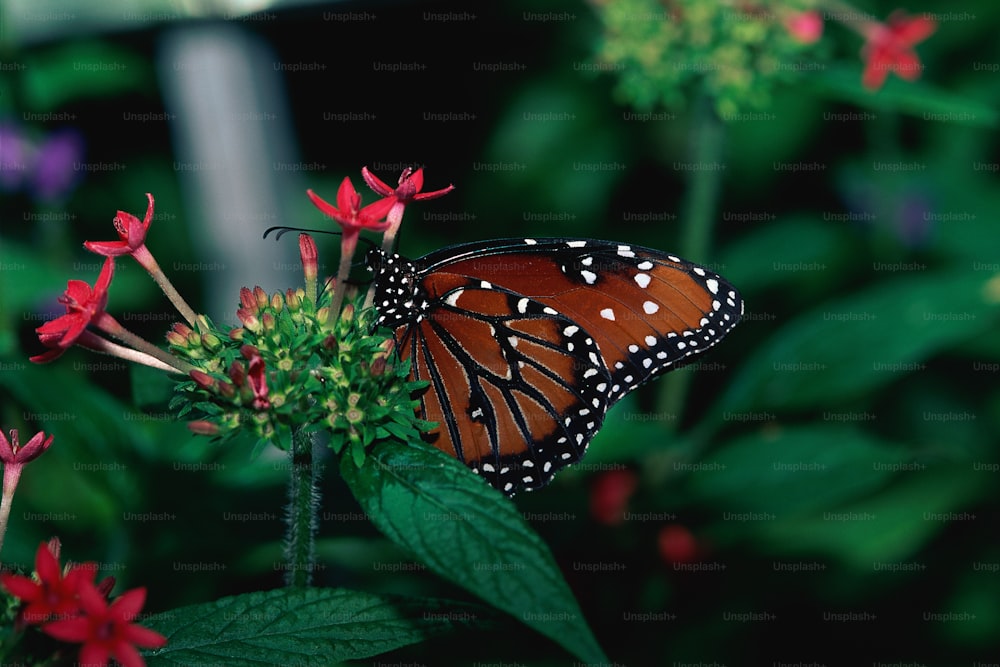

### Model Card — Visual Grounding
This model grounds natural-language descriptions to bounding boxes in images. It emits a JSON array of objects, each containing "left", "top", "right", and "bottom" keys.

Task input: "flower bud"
[
  {"left": 188, "top": 420, "right": 220, "bottom": 436},
  {"left": 299, "top": 233, "right": 318, "bottom": 284},
  {"left": 190, "top": 370, "right": 218, "bottom": 391},
  {"left": 253, "top": 286, "right": 268, "bottom": 309},
  {"left": 201, "top": 331, "right": 222, "bottom": 351},
  {"left": 239, "top": 286, "right": 256, "bottom": 311}
]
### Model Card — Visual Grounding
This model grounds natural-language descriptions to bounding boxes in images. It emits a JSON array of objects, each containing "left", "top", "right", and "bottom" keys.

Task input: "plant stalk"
[{"left": 284, "top": 427, "right": 319, "bottom": 586}]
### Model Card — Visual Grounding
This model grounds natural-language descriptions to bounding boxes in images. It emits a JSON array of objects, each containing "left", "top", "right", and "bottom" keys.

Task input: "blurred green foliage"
[{"left": 1, "top": 0, "right": 999, "bottom": 664}]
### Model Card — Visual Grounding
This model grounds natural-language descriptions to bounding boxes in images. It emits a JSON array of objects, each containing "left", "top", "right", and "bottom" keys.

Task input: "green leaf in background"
[
  {"left": 745, "top": 461, "right": 990, "bottom": 569},
  {"left": 718, "top": 215, "right": 852, "bottom": 295},
  {"left": 340, "top": 440, "right": 608, "bottom": 665},
  {"left": 22, "top": 40, "right": 152, "bottom": 111},
  {"left": 717, "top": 270, "right": 1000, "bottom": 413},
  {"left": 144, "top": 587, "right": 493, "bottom": 667},
  {"left": 680, "top": 425, "right": 908, "bottom": 516},
  {"left": 802, "top": 65, "right": 998, "bottom": 128}
]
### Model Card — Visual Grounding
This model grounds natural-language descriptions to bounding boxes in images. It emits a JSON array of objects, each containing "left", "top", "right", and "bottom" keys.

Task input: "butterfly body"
[{"left": 370, "top": 238, "right": 743, "bottom": 495}]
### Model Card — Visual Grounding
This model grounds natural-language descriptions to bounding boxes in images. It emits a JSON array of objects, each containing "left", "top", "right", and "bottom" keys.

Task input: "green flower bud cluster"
[
  {"left": 592, "top": 0, "right": 822, "bottom": 117},
  {"left": 168, "top": 282, "right": 432, "bottom": 464}
]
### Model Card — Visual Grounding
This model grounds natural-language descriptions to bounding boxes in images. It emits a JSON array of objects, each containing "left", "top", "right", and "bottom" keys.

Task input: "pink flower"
[
  {"left": 861, "top": 11, "right": 936, "bottom": 90},
  {"left": 784, "top": 10, "right": 823, "bottom": 44}
]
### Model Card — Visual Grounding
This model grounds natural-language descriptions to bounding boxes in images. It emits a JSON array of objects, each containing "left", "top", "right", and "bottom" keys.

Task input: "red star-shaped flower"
[
  {"left": 307, "top": 177, "right": 396, "bottom": 237},
  {"left": 84, "top": 193, "right": 155, "bottom": 259},
  {"left": 1, "top": 542, "right": 97, "bottom": 624},
  {"left": 861, "top": 11, "right": 936, "bottom": 90},
  {"left": 361, "top": 166, "right": 454, "bottom": 203},
  {"left": 44, "top": 580, "right": 167, "bottom": 667},
  {"left": 31, "top": 257, "right": 116, "bottom": 364}
]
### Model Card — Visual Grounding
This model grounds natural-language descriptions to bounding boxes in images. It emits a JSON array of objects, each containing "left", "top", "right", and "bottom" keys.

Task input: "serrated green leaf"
[
  {"left": 340, "top": 440, "right": 607, "bottom": 664},
  {"left": 144, "top": 587, "right": 492, "bottom": 666}
]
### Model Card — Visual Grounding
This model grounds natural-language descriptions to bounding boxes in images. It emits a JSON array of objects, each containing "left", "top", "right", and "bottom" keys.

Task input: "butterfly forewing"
[
  {"left": 418, "top": 239, "right": 743, "bottom": 405},
  {"left": 371, "top": 238, "right": 743, "bottom": 496}
]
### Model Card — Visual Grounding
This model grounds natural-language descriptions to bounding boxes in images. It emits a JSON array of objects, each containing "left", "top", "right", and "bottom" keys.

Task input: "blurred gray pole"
[{"left": 157, "top": 24, "right": 300, "bottom": 322}]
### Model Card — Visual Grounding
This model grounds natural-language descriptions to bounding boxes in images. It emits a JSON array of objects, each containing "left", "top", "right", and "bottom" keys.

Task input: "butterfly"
[{"left": 368, "top": 237, "right": 743, "bottom": 496}]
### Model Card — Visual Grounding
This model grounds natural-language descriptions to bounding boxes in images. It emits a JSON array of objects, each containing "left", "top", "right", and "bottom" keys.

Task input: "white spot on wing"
[
  {"left": 581, "top": 270, "right": 597, "bottom": 284},
  {"left": 444, "top": 290, "right": 464, "bottom": 307},
  {"left": 634, "top": 273, "right": 651, "bottom": 288},
  {"left": 567, "top": 240, "right": 587, "bottom": 248},
  {"left": 517, "top": 298, "right": 530, "bottom": 314},
  {"left": 706, "top": 278, "right": 720, "bottom": 294},
  {"left": 643, "top": 301, "right": 659, "bottom": 314},
  {"left": 600, "top": 308, "right": 616, "bottom": 321}
]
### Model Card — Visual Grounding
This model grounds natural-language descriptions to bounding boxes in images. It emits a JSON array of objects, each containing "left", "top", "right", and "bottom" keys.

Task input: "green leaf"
[
  {"left": 802, "top": 65, "right": 997, "bottom": 128},
  {"left": 717, "top": 270, "right": 1000, "bottom": 413},
  {"left": 340, "top": 440, "right": 607, "bottom": 664},
  {"left": 23, "top": 41, "right": 152, "bottom": 111},
  {"left": 745, "top": 461, "right": 990, "bottom": 569},
  {"left": 144, "top": 587, "right": 491, "bottom": 666},
  {"left": 680, "top": 425, "right": 907, "bottom": 516}
]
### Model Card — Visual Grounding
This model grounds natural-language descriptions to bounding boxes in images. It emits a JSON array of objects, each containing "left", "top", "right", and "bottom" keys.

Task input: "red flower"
[
  {"left": 0, "top": 429, "right": 53, "bottom": 466},
  {"left": 361, "top": 166, "right": 454, "bottom": 204},
  {"left": 589, "top": 469, "right": 638, "bottom": 525},
  {"left": 307, "top": 177, "right": 396, "bottom": 238},
  {"left": 861, "top": 11, "right": 936, "bottom": 90},
  {"left": 44, "top": 580, "right": 167, "bottom": 667},
  {"left": 31, "top": 257, "right": 116, "bottom": 364},
  {"left": 84, "top": 193, "right": 154, "bottom": 259},
  {"left": 657, "top": 524, "right": 700, "bottom": 564},
  {"left": 1, "top": 542, "right": 97, "bottom": 624}
]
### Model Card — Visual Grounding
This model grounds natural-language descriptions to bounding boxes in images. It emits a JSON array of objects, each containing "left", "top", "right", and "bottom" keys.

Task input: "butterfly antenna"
[{"left": 262, "top": 225, "right": 339, "bottom": 241}]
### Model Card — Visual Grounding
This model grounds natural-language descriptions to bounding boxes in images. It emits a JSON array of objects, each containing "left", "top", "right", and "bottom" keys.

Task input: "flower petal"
[
  {"left": 361, "top": 166, "right": 394, "bottom": 196},
  {"left": 111, "top": 640, "right": 146, "bottom": 667},
  {"left": 79, "top": 642, "right": 112, "bottom": 667},
  {"left": 83, "top": 240, "right": 131, "bottom": 257},
  {"left": 358, "top": 195, "right": 397, "bottom": 226},
  {"left": 1, "top": 573, "right": 41, "bottom": 601},
  {"left": 42, "top": 616, "right": 92, "bottom": 642},
  {"left": 335, "top": 176, "right": 360, "bottom": 214},
  {"left": 123, "top": 622, "right": 168, "bottom": 648}
]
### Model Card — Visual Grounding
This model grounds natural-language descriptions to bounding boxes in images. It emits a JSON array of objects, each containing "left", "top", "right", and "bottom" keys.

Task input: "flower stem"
[
  {"left": 657, "top": 95, "right": 726, "bottom": 430},
  {"left": 0, "top": 464, "right": 23, "bottom": 558},
  {"left": 133, "top": 247, "right": 199, "bottom": 326},
  {"left": 284, "top": 427, "right": 319, "bottom": 586}
]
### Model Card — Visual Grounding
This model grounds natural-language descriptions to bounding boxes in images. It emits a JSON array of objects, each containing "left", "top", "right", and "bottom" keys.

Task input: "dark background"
[{"left": 1, "top": 0, "right": 999, "bottom": 664}]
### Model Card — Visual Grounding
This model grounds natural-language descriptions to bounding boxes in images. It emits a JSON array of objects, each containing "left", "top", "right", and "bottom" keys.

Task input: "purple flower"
[
  {"left": 32, "top": 128, "right": 84, "bottom": 202},
  {"left": 0, "top": 123, "right": 30, "bottom": 191}
]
